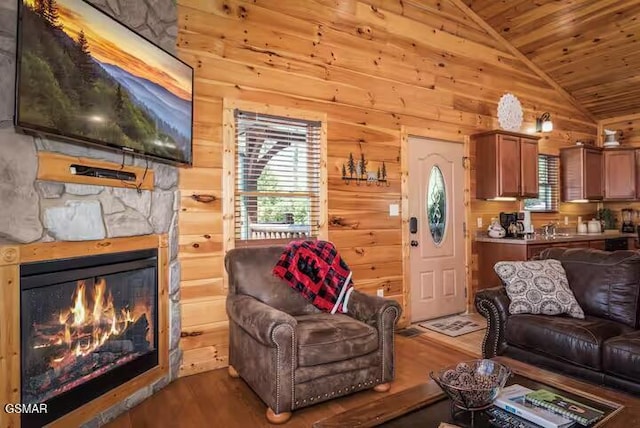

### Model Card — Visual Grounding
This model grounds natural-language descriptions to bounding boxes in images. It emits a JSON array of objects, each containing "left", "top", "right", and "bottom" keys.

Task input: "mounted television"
[{"left": 14, "top": 0, "right": 193, "bottom": 165}]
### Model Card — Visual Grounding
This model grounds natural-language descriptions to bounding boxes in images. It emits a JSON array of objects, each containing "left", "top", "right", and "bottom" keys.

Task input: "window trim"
[
  {"left": 222, "top": 99, "right": 328, "bottom": 272},
  {"left": 524, "top": 154, "right": 559, "bottom": 213}
]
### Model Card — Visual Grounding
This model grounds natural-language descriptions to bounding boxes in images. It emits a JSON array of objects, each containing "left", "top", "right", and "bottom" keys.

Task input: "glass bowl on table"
[{"left": 429, "top": 359, "right": 512, "bottom": 412}]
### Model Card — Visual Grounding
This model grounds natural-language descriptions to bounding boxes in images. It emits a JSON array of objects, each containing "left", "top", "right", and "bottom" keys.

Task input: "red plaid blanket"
[{"left": 273, "top": 240, "right": 354, "bottom": 313}]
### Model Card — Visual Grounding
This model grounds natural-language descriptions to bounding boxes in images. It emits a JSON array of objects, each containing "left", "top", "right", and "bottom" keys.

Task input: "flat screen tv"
[{"left": 14, "top": 0, "right": 194, "bottom": 165}]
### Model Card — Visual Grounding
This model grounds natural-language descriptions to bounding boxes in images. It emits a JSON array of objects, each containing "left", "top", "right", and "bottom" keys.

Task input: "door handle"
[
  {"left": 410, "top": 217, "right": 418, "bottom": 234},
  {"left": 410, "top": 240, "right": 419, "bottom": 247}
]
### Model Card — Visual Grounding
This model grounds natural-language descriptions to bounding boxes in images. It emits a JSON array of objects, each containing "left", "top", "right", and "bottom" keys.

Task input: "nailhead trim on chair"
[
  {"left": 476, "top": 298, "right": 500, "bottom": 358},
  {"left": 271, "top": 323, "right": 296, "bottom": 414},
  {"left": 293, "top": 379, "right": 379, "bottom": 406}
]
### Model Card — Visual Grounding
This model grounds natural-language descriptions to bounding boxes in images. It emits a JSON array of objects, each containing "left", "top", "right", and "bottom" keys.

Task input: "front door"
[{"left": 408, "top": 136, "right": 466, "bottom": 322}]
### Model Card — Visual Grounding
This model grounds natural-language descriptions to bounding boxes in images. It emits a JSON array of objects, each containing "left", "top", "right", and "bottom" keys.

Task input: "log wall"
[{"left": 176, "top": 0, "right": 597, "bottom": 376}]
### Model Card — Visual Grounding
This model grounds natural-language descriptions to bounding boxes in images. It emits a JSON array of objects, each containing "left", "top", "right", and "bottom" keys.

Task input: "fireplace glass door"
[{"left": 20, "top": 249, "right": 158, "bottom": 426}]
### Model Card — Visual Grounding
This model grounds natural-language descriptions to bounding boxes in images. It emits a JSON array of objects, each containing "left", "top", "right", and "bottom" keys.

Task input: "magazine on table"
[
  {"left": 494, "top": 384, "right": 575, "bottom": 428},
  {"left": 525, "top": 389, "right": 604, "bottom": 426}
]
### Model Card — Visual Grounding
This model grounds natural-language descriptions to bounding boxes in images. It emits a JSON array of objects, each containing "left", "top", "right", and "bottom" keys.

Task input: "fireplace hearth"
[{"left": 20, "top": 249, "right": 159, "bottom": 427}]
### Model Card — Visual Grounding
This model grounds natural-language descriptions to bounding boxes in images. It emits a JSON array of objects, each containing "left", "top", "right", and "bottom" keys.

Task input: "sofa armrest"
[
  {"left": 226, "top": 294, "right": 297, "bottom": 347},
  {"left": 474, "top": 286, "right": 510, "bottom": 358}
]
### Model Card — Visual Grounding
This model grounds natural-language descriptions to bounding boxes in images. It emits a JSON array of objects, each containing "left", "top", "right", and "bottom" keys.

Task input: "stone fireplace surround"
[{"left": 0, "top": 0, "right": 182, "bottom": 426}]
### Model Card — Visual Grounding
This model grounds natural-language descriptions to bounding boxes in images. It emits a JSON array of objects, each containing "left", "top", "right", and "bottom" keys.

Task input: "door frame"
[{"left": 400, "top": 127, "right": 472, "bottom": 326}]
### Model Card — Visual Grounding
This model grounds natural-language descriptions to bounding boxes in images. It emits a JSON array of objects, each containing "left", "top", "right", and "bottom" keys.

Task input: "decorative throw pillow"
[{"left": 494, "top": 259, "right": 584, "bottom": 318}]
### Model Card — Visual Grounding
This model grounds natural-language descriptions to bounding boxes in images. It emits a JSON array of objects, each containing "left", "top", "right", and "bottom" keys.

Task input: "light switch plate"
[
  {"left": 377, "top": 288, "right": 384, "bottom": 297},
  {"left": 477, "top": 217, "right": 483, "bottom": 228},
  {"left": 389, "top": 204, "right": 400, "bottom": 216}
]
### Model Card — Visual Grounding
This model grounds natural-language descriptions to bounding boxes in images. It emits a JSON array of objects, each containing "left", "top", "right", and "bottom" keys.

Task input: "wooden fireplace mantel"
[{"left": 0, "top": 235, "right": 169, "bottom": 428}]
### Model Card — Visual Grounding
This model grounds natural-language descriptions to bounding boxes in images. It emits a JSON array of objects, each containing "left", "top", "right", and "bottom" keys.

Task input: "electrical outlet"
[
  {"left": 564, "top": 216, "right": 569, "bottom": 225},
  {"left": 389, "top": 204, "right": 399, "bottom": 217},
  {"left": 476, "top": 217, "right": 483, "bottom": 228},
  {"left": 376, "top": 288, "right": 384, "bottom": 297}
]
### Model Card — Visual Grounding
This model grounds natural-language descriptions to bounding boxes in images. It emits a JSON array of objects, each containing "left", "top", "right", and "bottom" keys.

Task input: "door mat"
[
  {"left": 418, "top": 314, "right": 486, "bottom": 337},
  {"left": 396, "top": 327, "right": 423, "bottom": 338}
]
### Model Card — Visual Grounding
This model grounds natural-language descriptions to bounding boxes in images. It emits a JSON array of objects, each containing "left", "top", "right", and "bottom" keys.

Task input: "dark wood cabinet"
[
  {"left": 477, "top": 238, "right": 619, "bottom": 288},
  {"left": 560, "top": 146, "right": 603, "bottom": 202},
  {"left": 520, "top": 138, "right": 540, "bottom": 197},
  {"left": 604, "top": 149, "right": 636, "bottom": 200},
  {"left": 473, "top": 131, "right": 539, "bottom": 199}
]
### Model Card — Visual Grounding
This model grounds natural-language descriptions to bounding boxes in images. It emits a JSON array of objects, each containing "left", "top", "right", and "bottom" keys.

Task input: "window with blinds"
[
  {"left": 524, "top": 154, "right": 559, "bottom": 212},
  {"left": 234, "top": 110, "right": 322, "bottom": 244}
]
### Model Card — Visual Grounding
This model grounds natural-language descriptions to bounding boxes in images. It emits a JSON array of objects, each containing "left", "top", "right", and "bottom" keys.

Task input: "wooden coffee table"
[{"left": 313, "top": 357, "right": 640, "bottom": 428}]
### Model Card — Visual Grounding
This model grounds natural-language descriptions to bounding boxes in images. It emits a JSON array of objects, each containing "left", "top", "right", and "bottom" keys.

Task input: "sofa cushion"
[
  {"left": 603, "top": 331, "right": 640, "bottom": 382},
  {"left": 295, "top": 313, "right": 378, "bottom": 367},
  {"left": 537, "top": 248, "right": 640, "bottom": 328},
  {"left": 505, "top": 314, "right": 633, "bottom": 370},
  {"left": 494, "top": 260, "right": 584, "bottom": 318}
]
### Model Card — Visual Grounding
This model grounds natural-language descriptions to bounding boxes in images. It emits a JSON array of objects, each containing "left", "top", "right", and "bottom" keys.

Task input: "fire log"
[{"left": 97, "top": 340, "right": 134, "bottom": 353}]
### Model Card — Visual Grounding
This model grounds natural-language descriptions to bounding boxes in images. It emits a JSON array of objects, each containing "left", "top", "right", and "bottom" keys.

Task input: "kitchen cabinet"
[
  {"left": 560, "top": 146, "right": 603, "bottom": 202},
  {"left": 476, "top": 237, "right": 630, "bottom": 288},
  {"left": 604, "top": 148, "right": 636, "bottom": 200},
  {"left": 473, "top": 131, "right": 539, "bottom": 199}
]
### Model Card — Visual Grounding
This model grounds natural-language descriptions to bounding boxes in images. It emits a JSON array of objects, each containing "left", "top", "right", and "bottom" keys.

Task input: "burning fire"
[{"left": 34, "top": 278, "right": 150, "bottom": 368}]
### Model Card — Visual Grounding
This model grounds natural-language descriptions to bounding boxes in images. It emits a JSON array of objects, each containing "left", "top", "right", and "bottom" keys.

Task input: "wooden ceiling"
[{"left": 463, "top": 0, "right": 640, "bottom": 120}]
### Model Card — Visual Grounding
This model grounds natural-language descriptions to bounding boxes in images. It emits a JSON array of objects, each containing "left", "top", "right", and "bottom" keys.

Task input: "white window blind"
[
  {"left": 235, "top": 110, "right": 322, "bottom": 244},
  {"left": 524, "top": 154, "right": 559, "bottom": 212}
]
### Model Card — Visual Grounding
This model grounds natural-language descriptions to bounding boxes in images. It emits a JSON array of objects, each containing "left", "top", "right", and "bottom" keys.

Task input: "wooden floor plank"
[{"left": 105, "top": 335, "right": 473, "bottom": 427}]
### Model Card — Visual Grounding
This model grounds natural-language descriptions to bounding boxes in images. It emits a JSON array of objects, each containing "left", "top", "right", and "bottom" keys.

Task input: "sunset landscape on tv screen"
[{"left": 17, "top": 0, "right": 193, "bottom": 164}]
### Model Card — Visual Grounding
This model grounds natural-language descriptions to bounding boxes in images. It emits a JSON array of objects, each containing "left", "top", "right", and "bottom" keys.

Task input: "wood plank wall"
[{"left": 176, "top": 0, "right": 597, "bottom": 376}]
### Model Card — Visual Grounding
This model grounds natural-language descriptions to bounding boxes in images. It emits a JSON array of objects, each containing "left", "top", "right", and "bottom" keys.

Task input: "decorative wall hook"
[{"left": 341, "top": 152, "right": 389, "bottom": 186}]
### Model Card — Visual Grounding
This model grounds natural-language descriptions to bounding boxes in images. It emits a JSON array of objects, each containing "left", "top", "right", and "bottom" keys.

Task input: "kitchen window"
[
  {"left": 524, "top": 154, "right": 559, "bottom": 212},
  {"left": 234, "top": 110, "right": 324, "bottom": 244}
]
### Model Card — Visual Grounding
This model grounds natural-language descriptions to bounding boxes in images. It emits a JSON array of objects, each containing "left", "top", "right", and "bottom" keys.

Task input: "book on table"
[
  {"left": 494, "top": 384, "right": 575, "bottom": 428},
  {"left": 524, "top": 389, "right": 604, "bottom": 426}
]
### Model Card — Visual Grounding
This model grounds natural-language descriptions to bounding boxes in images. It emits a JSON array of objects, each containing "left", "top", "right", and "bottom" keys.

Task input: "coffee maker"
[
  {"left": 517, "top": 210, "right": 534, "bottom": 235},
  {"left": 499, "top": 212, "right": 518, "bottom": 238},
  {"left": 621, "top": 208, "right": 636, "bottom": 233}
]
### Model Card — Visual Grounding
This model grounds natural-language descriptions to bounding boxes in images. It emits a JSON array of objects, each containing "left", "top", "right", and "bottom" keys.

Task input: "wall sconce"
[
  {"left": 341, "top": 152, "right": 389, "bottom": 186},
  {"left": 535, "top": 112, "right": 553, "bottom": 132}
]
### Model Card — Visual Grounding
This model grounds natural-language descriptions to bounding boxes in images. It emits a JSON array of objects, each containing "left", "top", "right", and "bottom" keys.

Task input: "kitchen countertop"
[{"left": 475, "top": 231, "right": 637, "bottom": 245}]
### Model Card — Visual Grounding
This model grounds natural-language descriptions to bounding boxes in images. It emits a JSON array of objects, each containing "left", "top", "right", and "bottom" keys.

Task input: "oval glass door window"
[{"left": 427, "top": 166, "right": 446, "bottom": 245}]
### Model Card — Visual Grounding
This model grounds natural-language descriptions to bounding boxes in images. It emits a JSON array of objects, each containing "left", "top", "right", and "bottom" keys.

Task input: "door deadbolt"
[{"left": 410, "top": 217, "right": 418, "bottom": 234}]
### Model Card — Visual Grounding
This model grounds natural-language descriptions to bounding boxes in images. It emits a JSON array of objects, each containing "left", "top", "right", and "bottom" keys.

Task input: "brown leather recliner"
[{"left": 224, "top": 246, "right": 402, "bottom": 424}]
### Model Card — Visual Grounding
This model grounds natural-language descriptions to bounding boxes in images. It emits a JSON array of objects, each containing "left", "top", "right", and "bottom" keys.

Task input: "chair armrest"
[
  {"left": 347, "top": 290, "right": 401, "bottom": 384},
  {"left": 226, "top": 294, "right": 297, "bottom": 347},
  {"left": 347, "top": 290, "right": 402, "bottom": 327},
  {"left": 474, "top": 286, "right": 510, "bottom": 358}
]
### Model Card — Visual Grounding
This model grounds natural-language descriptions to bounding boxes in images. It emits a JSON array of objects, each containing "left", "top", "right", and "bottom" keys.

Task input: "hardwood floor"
[{"left": 105, "top": 335, "right": 474, "bottom": 427}]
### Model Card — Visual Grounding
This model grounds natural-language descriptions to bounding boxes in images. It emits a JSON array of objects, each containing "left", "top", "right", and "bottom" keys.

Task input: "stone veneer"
[{"left": 0, "top": 0, "right": 181, "bottom": 426}]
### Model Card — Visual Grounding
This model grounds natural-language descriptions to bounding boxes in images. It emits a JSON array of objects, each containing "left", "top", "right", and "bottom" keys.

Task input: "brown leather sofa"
[
  {"left": 224, "top": 246, "right": 402, "bottom": 423},
  {"left": 475, "top": 248, "right": 640, "bottom": 394}
]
